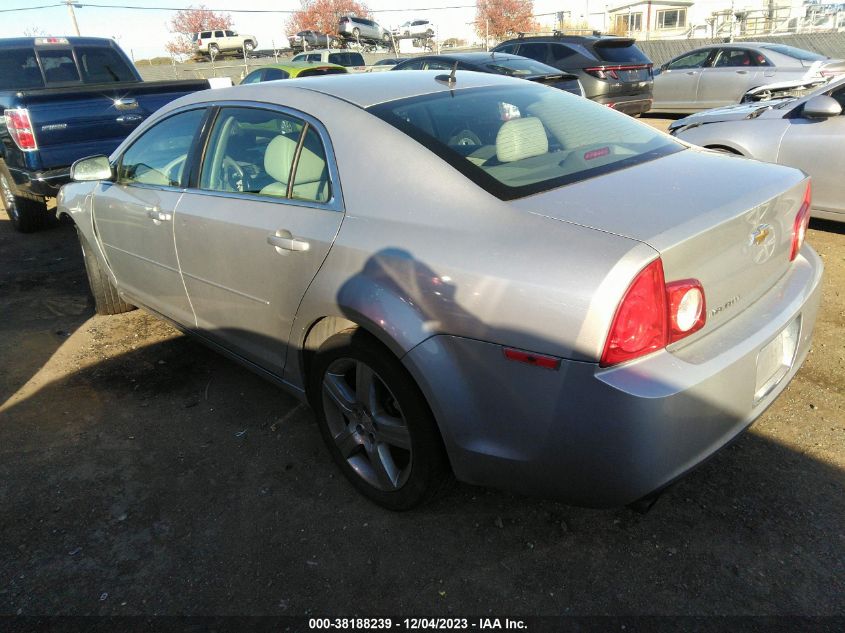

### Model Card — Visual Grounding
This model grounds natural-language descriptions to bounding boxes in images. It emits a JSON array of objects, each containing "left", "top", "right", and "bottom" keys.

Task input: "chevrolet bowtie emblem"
[{"left": 750, "top": 224, "right": 772, "bottom": 246}]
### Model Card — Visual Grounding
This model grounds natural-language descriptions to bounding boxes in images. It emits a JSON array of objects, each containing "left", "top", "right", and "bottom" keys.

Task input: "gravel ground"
[{"left": 0, "top": 131, "right": 843, "bottom": 616}]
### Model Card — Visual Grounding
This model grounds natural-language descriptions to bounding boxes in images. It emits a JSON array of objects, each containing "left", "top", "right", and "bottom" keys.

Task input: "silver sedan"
[
  {"left": 58, "top": 71, "right": 823, "bottom": 509},
  {"left": 670, "top": 76, "right": 845, "bottom": 222},
  {"left": 652, "top": 42, "right": 845, "bottom": 113}
]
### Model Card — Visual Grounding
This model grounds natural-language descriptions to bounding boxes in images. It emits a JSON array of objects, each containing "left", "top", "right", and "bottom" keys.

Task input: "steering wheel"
[
  {"left": 448, "top": 129, "right": 482, "bottom": 146},
  {"left": 162, "top": 155, "right": 188, "bottom": 186},
  {"left": 221, "top": 156, "right": 246, "bottom": 192}
]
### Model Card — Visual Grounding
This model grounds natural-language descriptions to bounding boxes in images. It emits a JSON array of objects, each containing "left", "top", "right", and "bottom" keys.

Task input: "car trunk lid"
[{"left": 511, "top": 149, "right": 808, "bottom": 345}]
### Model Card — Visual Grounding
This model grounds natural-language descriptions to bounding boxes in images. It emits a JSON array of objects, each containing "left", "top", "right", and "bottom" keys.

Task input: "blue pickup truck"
[{"left": 0, "top": 36, "right": 213, "bottom": 232}]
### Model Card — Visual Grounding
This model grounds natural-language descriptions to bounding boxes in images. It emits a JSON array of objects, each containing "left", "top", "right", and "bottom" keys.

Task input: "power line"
[{"left": 0, "top": 2, "right": 480, "bottom": 14}]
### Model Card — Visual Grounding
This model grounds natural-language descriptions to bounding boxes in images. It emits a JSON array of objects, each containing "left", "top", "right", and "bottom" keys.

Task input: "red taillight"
[
  {"left": 5, "top": 108, "right": 38, "bottom": 151},
  {"left": 790, "top": 181, "right": 812, "bottom": 262},
  {"left": 601, "top": 259, "right": 707, "bottom": 367},
  {"left": 584, "top": 64, "right": 648, "bottom": 81},
  {"left": 601, "top": 260, "right": 667, "bottom": 367},
  {"left": 197, "top": 39, "right": 202, "bottom": 45}
]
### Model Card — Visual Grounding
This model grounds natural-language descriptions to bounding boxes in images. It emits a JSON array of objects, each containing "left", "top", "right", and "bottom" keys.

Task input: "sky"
[{"left": 0, "top": 0, "right": 581, "bottom": 60}]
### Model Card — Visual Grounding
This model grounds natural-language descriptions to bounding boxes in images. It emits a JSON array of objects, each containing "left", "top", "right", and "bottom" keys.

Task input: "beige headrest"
[
  {"left": 264, "top": 134, "right": 298, "bottom": 184},
  {"left": 495, "top": 117, "right": 548, "bottom": 163}
]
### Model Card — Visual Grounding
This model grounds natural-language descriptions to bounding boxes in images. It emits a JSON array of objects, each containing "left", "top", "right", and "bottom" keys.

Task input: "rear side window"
[
  {"left": 200, "top": 107, "right": 331, "bottom": 203},
  {"left": 76, "top": 47, "right": 137, "bottom": 83},
  {"left": 119, "top": 109, "right": 206, "bottom": 187},
  {"left": 369, "top": 84, "right": 681, "bottom": 200},
  {"left": 514, "top": 43, "right": 550, "bottom": 65},
  {"left": 38, "top": 49, "right": 81, "bottom": 84},
  {"left": 328, "top": 53, "right": 364, "bottom": 66},
  {"left": 593, "top": 41, "right": 651, "bottom": 64},
  {"left": 0, "top": 48, "right": 43, "bottom": 89},
  {"left": 551, "top": 44, "right": 580, "bottom": 64}
]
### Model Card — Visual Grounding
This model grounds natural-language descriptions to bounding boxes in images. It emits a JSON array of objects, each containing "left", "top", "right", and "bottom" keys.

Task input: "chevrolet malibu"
[{"left": 58, "top": 71, "right": 823, "bottom": 510}]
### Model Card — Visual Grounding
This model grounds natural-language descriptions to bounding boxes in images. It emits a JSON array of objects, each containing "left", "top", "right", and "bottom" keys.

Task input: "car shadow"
[
  {"left": 0, "top": 248, "right": 842, "bottom": 615},
  {"left": 810, "top": 217, "right": 845, "bottom": 235}
]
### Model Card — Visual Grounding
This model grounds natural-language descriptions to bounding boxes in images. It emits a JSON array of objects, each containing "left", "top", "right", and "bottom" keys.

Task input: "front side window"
[
  {"left": 199, "top": 107, "right": 331, "bottom": 203},
  {"left": 369, "top": 84, "right": 681, "bottom": 200},
  {"left": 657, "top": 9, "right": 686, "bottom": 29},
  {"left": 118, "top": 109, "right": 206, "bottom": 186},
  {"left": 667, "top": 49, "right": 711, "bottom": 70},
  {"left": 38, "top": 49, "right": 80, "bottom": 84},
  {"left": 225, "top": 30, "right": 235, "bottom": 37}
]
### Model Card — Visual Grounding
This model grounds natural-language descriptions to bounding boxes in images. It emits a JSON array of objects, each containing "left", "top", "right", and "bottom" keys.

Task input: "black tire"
[
  {"left": 0, "top": 160, "right": 43, "bottom": 233},
  {"left": 309, "top": 329, "right": 451, "bottom": 510},
  {"left": 76, "top": 228, "right": 135, "bottom": 315}
]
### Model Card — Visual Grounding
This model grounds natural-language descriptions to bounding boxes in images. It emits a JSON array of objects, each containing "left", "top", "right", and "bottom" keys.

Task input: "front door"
[
  {"left": 92, "top": 108, "right": 206, "bottom": 323},
  {"left": 779, "top": 85, "right": 845, "bottom": 215},
  {"left": 653, "top": 48, "right": 713, "bottom": 110},
  {"left": 174, "top": 106, "right": 344, "bottom": 372}
]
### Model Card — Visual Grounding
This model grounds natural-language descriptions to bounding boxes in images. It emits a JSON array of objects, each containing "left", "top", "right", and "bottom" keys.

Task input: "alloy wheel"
[{"left": 321, "top": 357, "right": 413, "bottom": 491}]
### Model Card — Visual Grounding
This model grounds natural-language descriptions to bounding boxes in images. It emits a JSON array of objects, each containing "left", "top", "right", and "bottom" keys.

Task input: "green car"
[{"left": 240, "top": 61, "right": 347, "bottom": 84}]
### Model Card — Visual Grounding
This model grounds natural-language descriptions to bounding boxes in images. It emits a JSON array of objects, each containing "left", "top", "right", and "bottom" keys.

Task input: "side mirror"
[
  {"left": 70, "top": 155, "right": 113, "bottom": 182},
  {"left": 803, "top": 94, "right": 842, "bottom": 119}
]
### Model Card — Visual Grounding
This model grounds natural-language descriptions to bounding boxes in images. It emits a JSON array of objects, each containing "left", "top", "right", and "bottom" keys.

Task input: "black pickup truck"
[{"left": 0, "top": 36, "right": 213, "bottom": 232}]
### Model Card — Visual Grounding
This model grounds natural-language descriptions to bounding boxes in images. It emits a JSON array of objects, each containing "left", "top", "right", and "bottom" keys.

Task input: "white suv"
[{"left": 192, "top": 29, "right": 257, "bottom": 59}]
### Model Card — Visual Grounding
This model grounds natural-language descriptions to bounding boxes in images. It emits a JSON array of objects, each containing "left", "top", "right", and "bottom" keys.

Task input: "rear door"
[
  {"left": 92, "top": 107, "right": 207, "bottom": 323},
  {"left": 653, "top": 48, "right": 714, "bottom": 110},
  {"left": 697, "top": 48, "right": 764, "bottom": 108},
  {"left": 174, "top": 105, "right": 345, "bottom": 371}
]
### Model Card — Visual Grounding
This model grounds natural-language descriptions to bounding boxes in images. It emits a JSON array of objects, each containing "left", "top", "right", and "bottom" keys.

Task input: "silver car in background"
[
  {"left": 671, "top": 76, "right": 845, "bottom": 222},
  {"left": 652, "top": 42, "right": 845, "bottom": 113},
  {"left": 58, "top": 72, "right": 822, "bottom": 510}
]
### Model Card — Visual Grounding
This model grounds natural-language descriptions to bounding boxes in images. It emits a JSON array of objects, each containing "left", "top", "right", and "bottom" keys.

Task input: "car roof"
[
  {"left": 0, "top": 36, "right": 119, "bottom": 48},
  {"left": 199, "top": 70, "right": 523, "bottom": 109},
  {"left": 415, "top": 52, "right": 525, "bottom": 63},
  {"left": 498, "top": 35, "right": 626, "bottom": 45}
]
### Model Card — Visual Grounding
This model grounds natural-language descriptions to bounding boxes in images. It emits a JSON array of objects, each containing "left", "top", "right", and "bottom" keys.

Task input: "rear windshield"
[
  {"left": 368, "top": 83, "right": 680, "bottom": 200},
  {"left": 0, "top": 48, "right": 43, "bottom": 89},
  {"left": 483, "top": 57, "right": 563, "bottom": 77},
  {"left": 75, "top": 47, "right": 137, "bottom": 82},
  {"left": 593, "top": 40, "right": 651, "bottom": 64},
  {"left": 299, "top": 67, "right": 347, "bottom": 77},
  {"left": 328, "top": 52, "right": 364, "bottom": 66},
  {"left": 759, "top": 44, "right": 827, "bottom": 61}
]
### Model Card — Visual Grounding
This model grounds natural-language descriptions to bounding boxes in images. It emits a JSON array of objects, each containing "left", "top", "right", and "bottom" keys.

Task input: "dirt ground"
[{"left": 1, "top": 151, "right": 843, "bottom": 616}]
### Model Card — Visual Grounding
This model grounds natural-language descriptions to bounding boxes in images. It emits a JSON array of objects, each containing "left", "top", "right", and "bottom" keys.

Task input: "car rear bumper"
[
  {"left": 7, "top": 164, "right": 70, "bottom": 201},
  {"left": 595, "top": 94, "right": 653, "bottom": 115},
  {"left": 402, "top": 246, "right": 823, "bottom": 507}
]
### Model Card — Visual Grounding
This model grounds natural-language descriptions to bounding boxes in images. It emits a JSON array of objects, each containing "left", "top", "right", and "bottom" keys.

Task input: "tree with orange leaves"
[
  {"left": 166, "top": 4, "right": 233, "bottom": 58},
  {"left": 285, "top": 0, "right": 372, "bottom": 37},
  {"left": 475, "top": 0, "right": 537, "bottom": 41}
]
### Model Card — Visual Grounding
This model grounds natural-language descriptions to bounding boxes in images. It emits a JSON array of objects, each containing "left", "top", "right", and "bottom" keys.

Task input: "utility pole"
[{"left": 66, "top": 0, "right": 81, "bottom": 36}]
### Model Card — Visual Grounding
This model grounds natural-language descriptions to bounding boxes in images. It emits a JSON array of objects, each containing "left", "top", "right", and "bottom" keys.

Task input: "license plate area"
[{"left": 754, "top": 315, "right": 801, "bottom": 405}]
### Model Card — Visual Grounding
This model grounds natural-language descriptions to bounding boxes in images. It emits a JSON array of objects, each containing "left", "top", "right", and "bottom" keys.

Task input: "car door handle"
[
  {"left": 686, "top": 71, "right": 698, "bottom": 75},
  {"left": 735, "top": 70, "right": 748, "bottom": 74},
  {"left": 267, "top": 231, "right": 310, "bottom": 252},
  {"left": 146, "top": 207, "right": 172, "bottom": 222}
]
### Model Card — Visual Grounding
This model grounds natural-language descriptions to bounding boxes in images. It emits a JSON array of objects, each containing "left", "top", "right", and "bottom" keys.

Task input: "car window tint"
[
  {"left": 714, "top": 49, "right": 753, "bottom": 67},
  {"left": 0, "top": 48, "right": 43, "bottom": 89},
  {"left": 292, "top": 54, "right": 305, "bottom": 62},
  {"left": 306, "top": 54, "right": 321, "bottom": 62},
  {"left": 201, "top": 31, "right": 212, "bottom": 38},
  {"left": 118, "top": 109, "right": 205, "bottom": 187},
  {"left": 551, "top": 44, "right": 579, "bottom": 63},
  {"left": 515, "top": 43, "right": 549, "bottom": 64},
  {"left": 241, "top": 70, "right": 263, "bottom": 84},
  {"left": 396, "top": 59, "right": 425, "bottom": 70},
  {"left": 225, "top": 30, "right": 235, "bottom": 37},
  {"left": 263, "top": 68, "right": 289, "bottom": 80},
  {"left": 299, "top": 67, "right": 346, "bottom": 77},
  {"left": 76, "top": 47, "right": 137, "bottom": 83},
  {"left": 425, "top": 60, "right": 453, "bottom": 70},
  {"left": 39, "top": 49, "right": 80, "bottom": 83},
  {"left": 494, "top": 44, "right": 518, "bottom": 55},
  {"left": 370, "top": 84, "right": 681, "bottom": 200},
  {"left": 214, "top": 31, "right": 224, "bottom": 38},
  {"left": 594, "top": 43, "right": 651, "bottom": 64},
  {"left": 667, "top": 49, "right": 710, "bottom": 70}
]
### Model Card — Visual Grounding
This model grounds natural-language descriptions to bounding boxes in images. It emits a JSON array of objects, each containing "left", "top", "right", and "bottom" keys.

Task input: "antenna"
[{"left": 435, "top": 61, "right": 458, "bottom": 86}]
